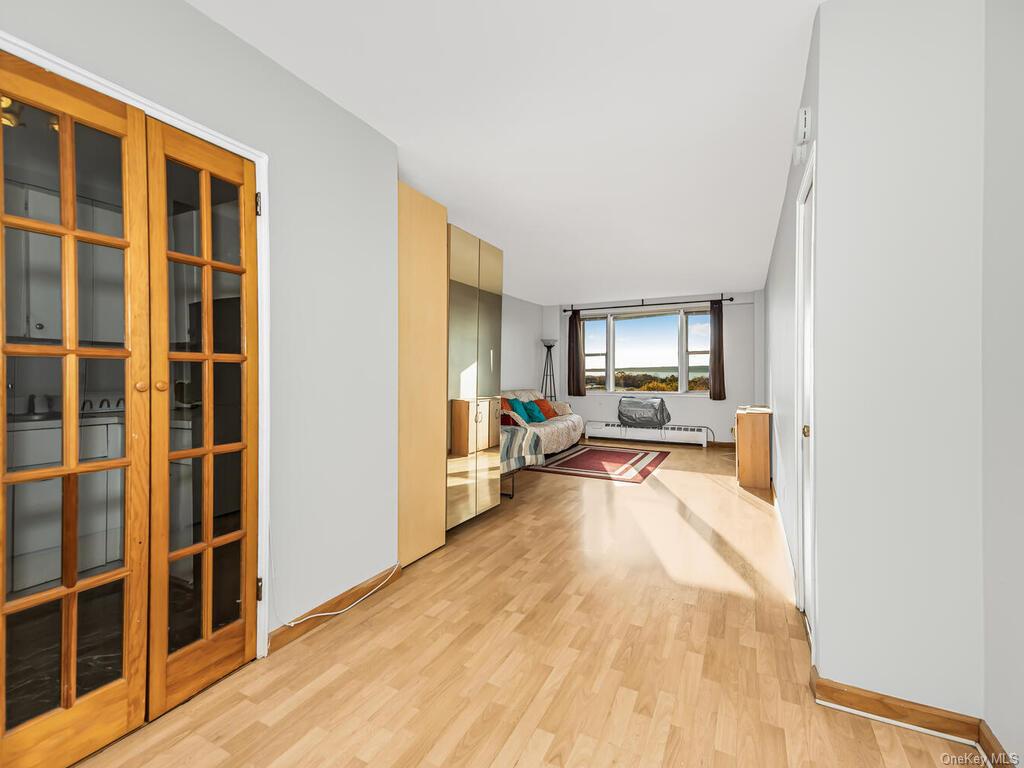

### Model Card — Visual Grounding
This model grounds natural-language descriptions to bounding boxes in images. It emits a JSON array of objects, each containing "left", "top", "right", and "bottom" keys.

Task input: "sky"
[{"left": 585, "top": 313, "right": 710, "bottom": 369}]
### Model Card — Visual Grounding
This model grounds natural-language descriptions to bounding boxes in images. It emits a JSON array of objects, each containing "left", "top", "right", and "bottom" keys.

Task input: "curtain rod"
[{"left": 561, "top": 294, "right": 734, "bottom": 314}]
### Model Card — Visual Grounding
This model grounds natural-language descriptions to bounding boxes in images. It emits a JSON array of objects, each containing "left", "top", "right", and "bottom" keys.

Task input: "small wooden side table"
[{"left": 736, "top": 406, "right": 771, "bottom": 491}]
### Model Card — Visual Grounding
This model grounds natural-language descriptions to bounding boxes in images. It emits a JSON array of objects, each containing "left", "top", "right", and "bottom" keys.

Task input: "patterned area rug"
[{"left": 529, "top": 445, "right": 670, "bottom": 484}]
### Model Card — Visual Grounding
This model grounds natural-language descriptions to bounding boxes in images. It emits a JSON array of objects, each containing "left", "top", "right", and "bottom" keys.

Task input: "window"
[
  {"left": 584, "top": 318, "right": 606, "bottom": 389},
  {"left": 581, "top": 307, "right": 713, "bottom": 393},
  {"left": 613, "top": 313, "right": 679, "bottom": 391},
  {"left": 685, "top": 312, "right": 711, "bottom": 391}
]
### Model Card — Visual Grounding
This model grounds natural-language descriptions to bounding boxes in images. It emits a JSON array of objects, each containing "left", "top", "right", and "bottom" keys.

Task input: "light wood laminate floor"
[{"left": 81, "top": 442, "right": 980, "bottom": 767}]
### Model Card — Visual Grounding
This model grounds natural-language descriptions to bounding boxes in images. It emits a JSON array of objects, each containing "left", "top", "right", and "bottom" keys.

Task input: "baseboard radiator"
[{"left": 585, "top": 422, "right": 708, "bottom": 447}]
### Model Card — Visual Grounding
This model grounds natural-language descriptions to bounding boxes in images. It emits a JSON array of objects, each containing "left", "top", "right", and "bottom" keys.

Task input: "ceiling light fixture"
[{"left": 1, "top": 95, "right": 22, "bottom": 128}]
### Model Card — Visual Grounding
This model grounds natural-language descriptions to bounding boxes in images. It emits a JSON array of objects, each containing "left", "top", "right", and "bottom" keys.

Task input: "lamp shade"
[{"left": 541, "top": 338, "right": 558, "bottom": 348}]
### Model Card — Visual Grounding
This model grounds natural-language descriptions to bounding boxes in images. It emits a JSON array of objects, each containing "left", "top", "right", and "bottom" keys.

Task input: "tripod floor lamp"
[{"left": 541, "top": 338, "right": 557, "bottom": 401}]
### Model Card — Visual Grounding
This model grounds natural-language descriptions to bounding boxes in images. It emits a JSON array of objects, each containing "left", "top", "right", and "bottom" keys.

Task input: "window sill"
[{"left": 577, "top": 390, "right": 711, "bottom": 398}]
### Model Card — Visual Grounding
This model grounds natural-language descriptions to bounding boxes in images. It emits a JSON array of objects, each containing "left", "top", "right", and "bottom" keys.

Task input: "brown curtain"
[
  {"left": 709, "top": 299, "right": 726, "bottom": 401},
  {"left": 567, "top": 309, "right": 586, "bottom": 396}
]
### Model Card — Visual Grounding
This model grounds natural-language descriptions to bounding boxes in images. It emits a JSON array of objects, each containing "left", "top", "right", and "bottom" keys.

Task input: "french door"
[
  {"left": 0, "top": 53, "right": 259, "bottom": 765},
  {"left": 145, "top": 119, "right": 258, "bottom": 718},
  {"left": 0, "top": 53, "right": 151, "bottom": 766}
]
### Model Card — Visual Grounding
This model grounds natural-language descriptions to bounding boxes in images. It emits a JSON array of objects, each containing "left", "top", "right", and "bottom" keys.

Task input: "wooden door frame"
[
  {"left": 0, "top": 29, "right": 273, "bottom": 658},
  {"left": 794, "top": 142, "right": 817, "bottom": 662}
]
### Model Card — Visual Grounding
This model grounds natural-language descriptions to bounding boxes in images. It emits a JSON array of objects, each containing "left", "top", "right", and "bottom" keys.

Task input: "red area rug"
[{"left": 529, "top": 445, "right": 669, "bottom": 484}]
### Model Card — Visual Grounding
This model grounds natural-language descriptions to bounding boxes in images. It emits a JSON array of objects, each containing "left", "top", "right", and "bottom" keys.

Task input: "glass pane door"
[
  {"left": 0, "top": 52, "right": 150, "bottom": 767},
  {"left": 145, "top": 118, "right": 257, "bottom": 718}
]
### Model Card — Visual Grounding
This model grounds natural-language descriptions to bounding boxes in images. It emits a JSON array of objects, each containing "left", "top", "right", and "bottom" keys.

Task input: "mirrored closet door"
[{"left": 446, "top": 225, "right": 502, "bottom": 530}]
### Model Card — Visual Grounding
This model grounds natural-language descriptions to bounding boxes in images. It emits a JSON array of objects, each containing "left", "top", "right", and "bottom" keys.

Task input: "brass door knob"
[
  {"left": 155, "top": 381, "right": 168, "bottom": 392},
  {"left": 134, "top": 382, "right": 148, "bottom": 392},
  {"left": 802, "top": 424, "right": 811, "bottom": 438}
]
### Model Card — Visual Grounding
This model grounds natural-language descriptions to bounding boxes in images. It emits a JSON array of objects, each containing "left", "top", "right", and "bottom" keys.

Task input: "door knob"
[
  {"left": 802, "top": 424, "right": 811, "bottom": 438},
  {"left": 134, "top": 382, "right": 148, "bottom": 392},
  {"left": 155, "top": 381, "right": 168, "bottom": 392}
]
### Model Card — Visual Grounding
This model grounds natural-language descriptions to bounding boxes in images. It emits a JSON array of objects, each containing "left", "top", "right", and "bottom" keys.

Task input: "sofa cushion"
[
  {"left": 551, "top": 401, "right": 572, "bottom": 416},
  {"left": 502, "top": 409, "right": 528, "bottom": 427},
  {"left": 523, "top": 401, "right": 547, "bottom": 423},
  {"left": 507, "top": 398, "right": 531, "bottom": 422},
  {"left": 535, "top": 399, "right": 558, "bottom": 419}
]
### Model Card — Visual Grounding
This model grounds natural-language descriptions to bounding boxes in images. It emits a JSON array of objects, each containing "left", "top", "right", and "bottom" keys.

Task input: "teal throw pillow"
[
  {"left": 508, "top": 398, "right": 531, "bottom": 422},
  {"left": 523, "top": 400, "right": 547, "bottom": 423}
]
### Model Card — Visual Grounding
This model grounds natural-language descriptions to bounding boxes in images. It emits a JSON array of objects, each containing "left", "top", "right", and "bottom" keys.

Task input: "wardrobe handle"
[
  {"left": 155, "top": 381, "right": 168, "bottom": 392},
  {"left": 134, "top": 382, "right": 149, "bottom": 393}
]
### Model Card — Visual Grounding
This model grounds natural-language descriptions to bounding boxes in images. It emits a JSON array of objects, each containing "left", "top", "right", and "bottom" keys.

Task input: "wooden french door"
[
  {"left": 0, "top": 54, "right": 151, "bottom": 766},
  {"left": 0, "top": 53, "right": 259, "bottom": 764},
  {"left": 145, "top": 119, "right": 258, "bottom": 718}
]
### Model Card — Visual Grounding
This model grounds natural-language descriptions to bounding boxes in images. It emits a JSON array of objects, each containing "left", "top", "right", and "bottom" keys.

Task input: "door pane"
[
  {"left": 211, "top": 177, "right": 240, "bottom": 265},
  {"left": 5, "top": 600, "right": 62, "bottom": 729},
  {"left": 2, "top": 100, "right": 60, "bottom": 225},
  {"left": 213, "top": 363, "right": 241, "bottom": 444},
  {"left": 166, "top": 161, "right": 200, "bottom": 256},
  {"left": 4, "top": 228, "right": 62, "bottom": 345},
  {"left": 6, "top": 356, "right": 63, "bottom": 472},
  {"left": 213, "top": 451, "right": 241, "bottom": 537},
  {"left": 76, "top": 579, "right": 124, "bottom": 697},
  {"left": 212, "top": 540, "right": 240, "bottom": 631},
  {"left": 169, "top": 458, "right": 203, "bottom": 551},
  {"left": 77, "top": 469, "right": 124, "bottom": 578},
  {"left": 79, "top": 358, "right": 125, "bottom": 461},
  {"left": 77, "top": 242, "right": 125, "bottom": 347},
  {"left": 5, "top": 478, "right": 62, "bottom": 600},
  {"left": 169, "top": 361, "right": 203, "bottom": 451},
  {"left": 168, "top": 261, "right": 202, "bottom": 352},
  {"left": 168, "top": 554, "right": 202, "bottom": 654},
  {"left": 212, "top": 270, "right": 241, "bottom": 354},
  {"left": 75, "top": 123, "right": 123, "bottom": 237}
]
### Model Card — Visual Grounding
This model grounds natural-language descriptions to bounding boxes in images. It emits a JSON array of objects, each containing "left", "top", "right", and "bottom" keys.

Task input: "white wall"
[
  {"left": 811, "top": 0, "right": 985, "bottom": 716},
  {"left": 0, "top": 1, "right": 399, "bottom": 632},
  {"left": 765, "top": 15, "right": 819, "bottom": 577},
  {"left": 982, "top": 0, "right": 1024, "bottom": 755},
  {"left": 553, "top": 293, "right": 762, "bottom": 443},
  {"left": 501, "top": 294, "right": 545, "bottom": 390}
]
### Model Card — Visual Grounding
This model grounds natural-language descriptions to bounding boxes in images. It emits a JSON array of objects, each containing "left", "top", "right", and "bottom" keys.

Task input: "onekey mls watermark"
[{"left": 941, "top": 752, "right": 1020, "bottom": 766}]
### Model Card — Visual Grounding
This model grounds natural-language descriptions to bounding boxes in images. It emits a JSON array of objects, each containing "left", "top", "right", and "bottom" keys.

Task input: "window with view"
[
  {"left": 613, "top": 313, "right": 679, "bottom": 391},
  {"left": 581, "top": 308, "right": 713, "bottom": 393},
  {"left": 686, "top": 312, "right": 711, "bottom": 391},
  {"left": 584, "top": 318, "right": 607, "bottom": 389}
]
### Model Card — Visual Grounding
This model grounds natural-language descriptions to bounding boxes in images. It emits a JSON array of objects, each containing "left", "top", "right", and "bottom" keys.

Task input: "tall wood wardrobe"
[{"left": 397, "top": 185, "right": 503, "bottom": 566}]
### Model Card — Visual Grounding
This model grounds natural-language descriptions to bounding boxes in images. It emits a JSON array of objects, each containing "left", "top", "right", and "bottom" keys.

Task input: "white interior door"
[{"left": 796, "top": 150, "right": 817, "bottom": 652}]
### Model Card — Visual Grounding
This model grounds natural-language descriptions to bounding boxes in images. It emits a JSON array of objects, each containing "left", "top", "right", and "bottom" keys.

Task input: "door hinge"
[
  {"left": 255, "top": 191, "right": 262, "bottom": 216},
  {"left": 256, "top": 577, "right": 264, "bottom": 602}
]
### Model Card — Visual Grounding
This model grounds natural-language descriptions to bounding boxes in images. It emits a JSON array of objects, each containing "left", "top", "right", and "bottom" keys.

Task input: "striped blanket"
[{"left": 500, "top": 425, "right": 544, "bottom": 474}]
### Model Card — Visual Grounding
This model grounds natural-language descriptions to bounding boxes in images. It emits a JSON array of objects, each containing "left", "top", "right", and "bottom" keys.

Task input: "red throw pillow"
[
  {"left": 500, "top": 413, "right": 516, "bottom": 426},
  {"left": 500, "top": 397, "right": 511, "bottom": 412},
  {"left": 535, "top": 399, "right": 558, "bottom": 419}
]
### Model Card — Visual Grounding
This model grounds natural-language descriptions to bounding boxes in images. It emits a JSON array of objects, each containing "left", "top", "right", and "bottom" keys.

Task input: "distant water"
[{"left": 615, "top": 367, "right": 707, "bottom": 378}]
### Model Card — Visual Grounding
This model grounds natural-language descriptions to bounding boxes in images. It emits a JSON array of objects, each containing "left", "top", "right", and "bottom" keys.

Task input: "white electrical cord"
[{"left": 284, "top": 563, "right": 401, "bottom": 628}]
